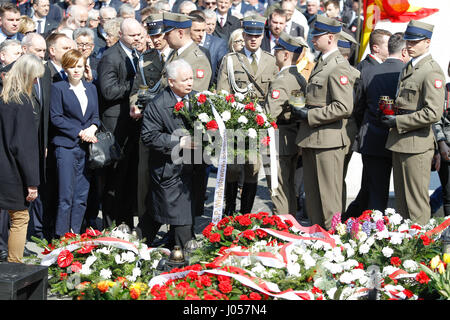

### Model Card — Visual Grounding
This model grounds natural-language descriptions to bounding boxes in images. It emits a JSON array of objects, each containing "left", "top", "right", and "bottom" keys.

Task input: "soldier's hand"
[
  {"left": 292, "top": 106, "right": 308, "bottom": 120},
  {"left": 439, "top": 141, "right": 450, "bottom": 161},
  {"left": 381, "top": 115, "right": 397, "bottom": 128},
  {"left": 130, "top": 105, "right": 143, "bottom": 120},
  {"left": 180, "top": 136, "right": 199, "bottom": 149}
]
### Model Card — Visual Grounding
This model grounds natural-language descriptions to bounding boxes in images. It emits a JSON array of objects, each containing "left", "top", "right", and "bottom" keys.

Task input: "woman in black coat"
[{"left": 0, "top": 54, "right": 44, "bottom": 263}]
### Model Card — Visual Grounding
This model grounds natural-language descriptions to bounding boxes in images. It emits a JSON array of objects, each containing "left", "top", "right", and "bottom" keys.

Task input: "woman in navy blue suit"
[{"left": 50, "top": 49, "right": 100, "bottom": 237}]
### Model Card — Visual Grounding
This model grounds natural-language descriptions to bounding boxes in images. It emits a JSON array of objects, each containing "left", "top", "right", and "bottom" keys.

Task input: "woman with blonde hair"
[
  {"left": 18, "top": 15, "right": 36, "bottom": 35},
  {"left": 228, "top": 28, "right": 244, "bottom": 52},
  {"left": 0, "top": 54, "right": 44, "bottom": 263}
]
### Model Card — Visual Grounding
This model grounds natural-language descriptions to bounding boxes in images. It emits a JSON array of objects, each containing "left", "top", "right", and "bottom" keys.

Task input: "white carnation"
[
  {"left": 385, "top": 208, "right": 396, "bottom": 215},
  {"left": 371, "top": 210, "right": 384, "bottom": 221},
  {"left": 287, "top": 263, "right": 301, "bottom": 276},
  {"left": 122, "top": 251, "right": 136, "bottom": 263},
  {"left": 115, "top": 254, "right": 125, "bottom": 264},
  {"left": 234, "top": 92, "right": 245, "bottom": 100},
  {"left": 238, "top": 115, "right": 248, "bottom": 124},
  {"left": 390, "top": 213, "right": 403, "bottom": 225},
  {"left": 382, "top": 247, "right": 394, "bottom": 258},
  {"left": 100, "top": 268, "right": 112, "bottom": 279},
  {"left": 339, "top": 272, "right": 354, "bottom": 284},
  {"left": 247, "top": 128, "right": 257, "bottom": 138},
  {"left": 359, "top": 243, "right": 370, "bottom": 254},
  {"left": 221, "top": 110, "right": 231, "bottom": 122},
  {"left": 198, "top": 113, "right": 210, "bottom": 123},
  {"left": 403, "top": 259, "right": 419, "bottom": 272}
]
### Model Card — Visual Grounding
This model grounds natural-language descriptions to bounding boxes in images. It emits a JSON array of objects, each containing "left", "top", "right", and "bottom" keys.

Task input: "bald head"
[
  {"left": 21, "top": 33, "right": 47, "bottom": 60},
  {"left": 119, "top": 18, "right": 142, "bottom": 49}
]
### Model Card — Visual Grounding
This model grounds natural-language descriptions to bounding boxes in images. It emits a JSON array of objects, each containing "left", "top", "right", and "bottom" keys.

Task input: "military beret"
[
  {"left": 273, "top": 32, "right": 308, "bottom": 53},
  {"left": 163, "top": 12, "right": 192, "bottom": 33},
  {"left": 242, "top": 15, "right": 266, "bottom": 35},
  {"left": 145, "top": 13, "right": 164, "bottom": 35},
  {"left": 404, "top": 20, "right": 434, "bottom": 41},
  {"left": 311, "top": 15, "right": 342, "bottom": 36}
]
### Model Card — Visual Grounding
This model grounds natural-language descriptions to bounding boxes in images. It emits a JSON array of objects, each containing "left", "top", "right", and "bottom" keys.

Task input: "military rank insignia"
[
  {"left": 272, "top": 90, "right": 280, "bottom": 99},
  {"left": 340, "top": 76, "right": 348, "bottom": 85}
]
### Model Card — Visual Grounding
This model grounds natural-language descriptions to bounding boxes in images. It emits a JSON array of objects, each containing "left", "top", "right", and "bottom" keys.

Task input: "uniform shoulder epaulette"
[{"left": 262, "top": 50, "right": 274, "bottom": 57}]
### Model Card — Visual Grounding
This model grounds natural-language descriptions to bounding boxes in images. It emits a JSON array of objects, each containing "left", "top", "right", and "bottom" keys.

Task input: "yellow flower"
[
  {"left": 438, "top": 262, "right": 446, "bottom": 275},
  {"left": 443, "top": 253, "right": 450, "bottom": 264},
  {"left": 430, "top": 255, "right": 441, "bottom": 270},
  {"left": 130, "top": 282, "right": 148, "bottom": 292}
]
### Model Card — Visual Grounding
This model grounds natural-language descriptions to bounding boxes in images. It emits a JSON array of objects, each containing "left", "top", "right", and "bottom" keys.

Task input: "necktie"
[
  {"left": 34, "top": 79, "right": 41, "bottom": 102},
  {"left": 37, "top": 20, "right": 42, "bottom": 34},
  {"left": 160, "top": 52, "right": 165, "bottom": 63},
  {"left": 131, "top": 50, "right": 139, "bottom": 73},
  {"left": 250, "top": 52, "right": 258, "bottom": 74},
  {"left": 60, "top": 70, "right": 68, "bottom": 81},
  {"left": 183, "top": 97, "right": 190, "bottom": 111},
  {"left": 406, "top": 60, "right": 413, "bottom": 73},
  {"left": 220, "top": 17, "right": 224, "bottom": 28}
]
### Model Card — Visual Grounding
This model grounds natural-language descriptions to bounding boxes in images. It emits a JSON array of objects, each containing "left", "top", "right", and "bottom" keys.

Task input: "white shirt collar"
[
  {"left": 50, "top": 60, "right": 64, "bottom": 73},
  {"left": 217, "top": 11, "right": 227, "bottom": 22},
  {"left": 199, "top": 32, "right": 207, "bottom": 46},
  {"left": 0, "top": 29, "right": 16, "bottom": 42},
  {"left": 119, "top": 40, "right": 134, "bottom": 60},
  {"left": 411, "top": 52, "right": 430, "bottom": 67},
  {"left": 322, "top": 48, "right": 339, "bottom": 61},
  {"left": 369, "top": 53, "right": 383, "bottom": 64},
  {"left": 244, "top": 47, "right": 261, "bottom": 62}
]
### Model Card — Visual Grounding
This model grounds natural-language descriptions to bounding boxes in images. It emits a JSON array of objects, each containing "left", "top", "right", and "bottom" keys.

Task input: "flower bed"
[{"left": 31, "top": 209, "right": 450, "bottom": 300}]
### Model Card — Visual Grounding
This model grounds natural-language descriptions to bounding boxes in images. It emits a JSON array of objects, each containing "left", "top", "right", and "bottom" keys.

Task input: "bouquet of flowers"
[
  {"left": 419, "top": 253, "right": 450, "bottom": 300},
  {"left": 32, "top": 227, "right": 169, "bottom": 300},
  {"left": 173, "top": 90, "right": 277, "bottom": 161}
]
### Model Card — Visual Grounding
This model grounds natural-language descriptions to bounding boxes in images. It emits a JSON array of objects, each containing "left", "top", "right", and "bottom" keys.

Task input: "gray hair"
[
  {"left": 21, "top": 32, "right": 45, "bottom": 47},
  {"left": 99, "top": 6, "right": 117, "bottom": 18},
  {"left": 88, "top": 8, "right": 99, "bottom": 20},
  {"left": 202, "top": 8, "right": 216, "bottom": 19},
  {"left": 73, "top": 27, "right": 95, "bottom": 41},
  {"left": 153, "top": 0, "right": 170, "bottom": 12},
  {"left": 166, "top": 59, "right": 192, "bottom": 80},
  {"left": 119, "top": 3, "right": 135, "bottom": 17},
  {"left": 0, "top": 39, "right": 21, "bottom": 53},
  {"left": 178, "top": 1, "right": 197, "bottom": 13}
]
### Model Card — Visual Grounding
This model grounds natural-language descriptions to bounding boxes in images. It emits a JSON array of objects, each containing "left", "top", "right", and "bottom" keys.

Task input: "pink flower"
[
  {"left": 376, "top": 219, "right": 385, "bottom": 231},
  {"left": 331, "top": 213, "right": 341, "bottom": 230}
]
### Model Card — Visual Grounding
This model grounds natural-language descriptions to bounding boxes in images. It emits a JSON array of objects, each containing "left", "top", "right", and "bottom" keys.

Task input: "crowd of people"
[{"left": 0, "top": 0, "right": 447, "bottom": 264}]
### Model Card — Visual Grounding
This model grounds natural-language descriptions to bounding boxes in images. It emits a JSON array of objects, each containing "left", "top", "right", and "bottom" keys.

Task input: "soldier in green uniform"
[
  {"left": 162, "top": 12, "right": 212, "bottom": 92},
  {"left": 293, "top": 15, "right": 358, "bottom": 229},
  {"left": 216, "top": 14, "right": 278, "bottom": 215},
  {"left": 381, "top": 20, "right": 445, "bottom": 226},
  {"left": 264, "top": 32, "right": 307, "bottom": 215}
]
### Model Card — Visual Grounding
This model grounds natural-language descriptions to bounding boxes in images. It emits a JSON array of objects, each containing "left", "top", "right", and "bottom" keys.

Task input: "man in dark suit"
[
  {"left": 18, "top": 0, "right": 63, "bottom": 24},
  {"left": 30, "top": 0, "right": 60, "bottom": 38},
  {"left": 140, "top": 58, "right": 197, "bottom": 250},
  {"left": 231, "top": 0, "right": 255, "bottom": 17},
  {"left": 0, "top": 3, "right": 24, "bottom": 43},
  {"left": 355, "top": 29, "right": 391, "bottom": 72},
  {"left": 93, "top": 6, "right": 117, "bottom": 56},
  {"left": 97, "top": 17, "right": 142, "bottom": 230},
  {"left": 261, "top": 8, "right": 287, "bottom": 55},
  {"left": 46, "top": 33, "right": 76, "bottom": 83},
  {"left": 345, "top": 33, "right": 410, "bottom": 218},
  {"left": 189, "top": 11, "right": 227, "bottom": 84},
  {"left": 213, "top": 0, "right": 241, "bottom": 42},
  {"left": 281, "top": 0, "right": 304, "bottom": 39}
]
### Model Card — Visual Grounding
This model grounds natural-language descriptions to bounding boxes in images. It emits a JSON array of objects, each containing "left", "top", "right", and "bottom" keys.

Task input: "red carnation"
[
  {"left": 420, "top": 234, "right": 431, "bottom": 246},
  {"left": 255, "top": 114, "right": 265, "bottom": 126},
  {"left": 218, "top": 281, "right": 233, "bottom": 294},
  {"left": 206, "top": 120, "right": 219, "bottom": 131},
  {"left": 249, "top": 292, "right": 262, "bottom": 300},
  {"left": 390, "top": 257, "right": 402, "bottom": 267},
  {"left": 197, "top": 94, "right": 207, "bottom": 104},
  {"left": 415, "top": 271, "right": 430, "bottom": 284},
  {"left": 209, "top": 233, "right": 221, "bottom": 243},
  {"left": 242, "top": 230, "right": 256, "bottom": 240},
  {"left": 57, "top": 250, "right": 74, "bottom": 268},
  {"left": 270, "top": 121, "right": 278, "bottom": 129},
  {"left": 174, "top": 101, "right": 184, "bottom": 111},
  {"left": 223, "top": 226, "right": 234, "bottom": 236},
  {"left": 261, "top": 136, "right": 270, "bottom": 146},
  {"left": 245, "top": 102, "right": 255, "bottom": 111},
  {"left": 256, "top": 229, "right": 267, "bottom": 238},
  {"left": 225, "top": 94, "right": 235, "bottom": 103},
  {"left": 202, "top": 223, "right": 214, "bottom": 238}
]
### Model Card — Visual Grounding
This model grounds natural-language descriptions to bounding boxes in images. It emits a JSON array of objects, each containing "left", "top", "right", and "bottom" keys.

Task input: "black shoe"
[
  {"left": 0, "top": 249, "right": 7, "bottom": 262},
  {"left": 23, "top": 247, "right": 35, "bottom": 257}
]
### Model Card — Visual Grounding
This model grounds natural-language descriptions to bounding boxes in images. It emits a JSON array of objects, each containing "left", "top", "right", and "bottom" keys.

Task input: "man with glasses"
[
  {"left": 73, "top": 27, "right": 98, "bottom": 80},
  {"left": 203, "top": 0, "right": 217, "bottom": 11},
  {"left": 94, "top": 6, "right": 117, "bottom": 54}
]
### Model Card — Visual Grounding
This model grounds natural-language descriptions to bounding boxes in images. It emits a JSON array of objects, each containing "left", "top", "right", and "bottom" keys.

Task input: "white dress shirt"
[{"left": 70, "top": 81, "right": 88, "bottom": 116}]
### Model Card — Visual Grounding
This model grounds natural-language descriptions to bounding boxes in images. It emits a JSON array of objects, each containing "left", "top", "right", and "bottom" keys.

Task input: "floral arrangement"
[
  {"left": 31, "top": 209, "right": 450, "bottom": 300},
  {"left": 173, "top": 90, "right": 277, "bottom": 160},
  {"left": 32, "top": 227, "right": 169, "bottom": 300}
]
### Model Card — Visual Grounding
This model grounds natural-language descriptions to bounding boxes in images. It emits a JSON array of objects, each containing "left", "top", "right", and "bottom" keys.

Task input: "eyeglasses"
[
  {"left": 205, "top": 2, "right": 216, "bottom": 5},
  {"left": 233, "top": 39, "right": 244, "bottom": 43},
  {"left": 77, "top": 42, "right": 94, "bottom": 48}
]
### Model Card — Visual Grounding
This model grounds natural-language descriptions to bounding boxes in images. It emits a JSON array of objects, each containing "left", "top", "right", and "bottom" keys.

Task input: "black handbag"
[{"left": 87, "top": 122, "right": 122, "bottom": 169}]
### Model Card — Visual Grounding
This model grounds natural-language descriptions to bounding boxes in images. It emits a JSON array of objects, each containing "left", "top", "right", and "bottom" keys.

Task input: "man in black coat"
[
  {"left": 345, "top": 33, "right": 410, "bottom": 217},
  {"left": 97, "top": 17, "right": 142, "bottom": 230},
  {"left": 140, "top": 58, "right": 197, "bottom": 250},
  {"left": 213, "top": 0, "right": 241, "bottom": 42},
  {"left": 355, "top": 29, "right": 391, "bottom": 72},
  {"left": 261, "top": 8, "right": 287, "bottom": 54}
]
